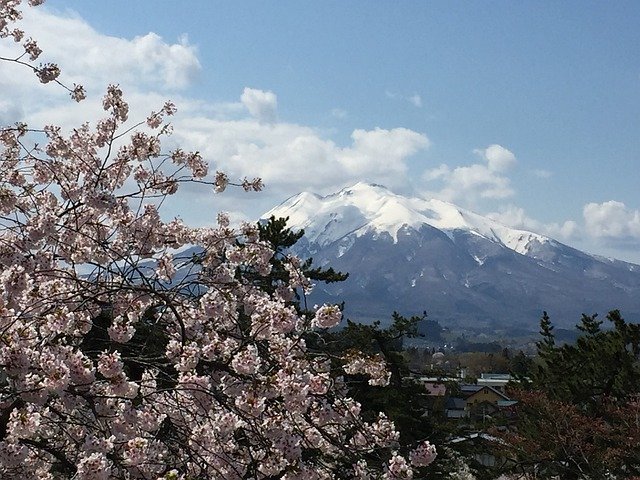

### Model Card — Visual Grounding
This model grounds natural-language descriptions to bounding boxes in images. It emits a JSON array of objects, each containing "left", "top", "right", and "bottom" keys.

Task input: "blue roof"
[
  {"left": 446, "top": 397, "right": 466, "bottom": 409},
  {"left": 460, "top": 384, "right": 511, "bottom": 400},
  {"left": 460, "top": 384, "right": 483, "bottom": 393}
]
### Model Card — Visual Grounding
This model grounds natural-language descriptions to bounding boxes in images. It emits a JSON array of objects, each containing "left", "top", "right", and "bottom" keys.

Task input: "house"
[
  {"left": 462, "top": 384, "right": 511, "bottom": 406},
  {"left": 476, "top": 373, "right": 514, "bottom": 392},
  {"left": 444, "top": 384, "right": 516, "bottom": 420},
  {"left": 415, "top": 380, "right": 447, "bottom": 417},
  {"left": 445, "top": 397, "right": 467, "bottom": 419}
]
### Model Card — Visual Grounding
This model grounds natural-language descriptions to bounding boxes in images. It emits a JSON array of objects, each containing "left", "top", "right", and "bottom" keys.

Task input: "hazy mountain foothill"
[{"left": 263, "top": 182, "right": 640, "bottom": 335}]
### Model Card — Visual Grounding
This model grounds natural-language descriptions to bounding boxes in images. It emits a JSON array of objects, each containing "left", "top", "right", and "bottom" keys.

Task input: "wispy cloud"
[
  {"left": 532, "top": 168, "right": 553, "bottom": 179},
  {"left": 408, "top": 94, "right": 422, "bottom": 108},
  {"left": 331, "top": 108, "right": 347, "bottom": 119},
  {"left": 385, "top": 90, "right": 423, "bottom": 108}
]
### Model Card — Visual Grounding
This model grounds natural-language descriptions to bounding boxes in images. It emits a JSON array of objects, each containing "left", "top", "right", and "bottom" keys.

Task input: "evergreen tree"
[
  {"left": 495, "top": 310, "right": 640, "bottom": 479},
  {"left": 528, "top": 309, "right": 640, "bottom": 410},
  {"left": 254, "top": 215, "right": 348, "bottom": 313}
]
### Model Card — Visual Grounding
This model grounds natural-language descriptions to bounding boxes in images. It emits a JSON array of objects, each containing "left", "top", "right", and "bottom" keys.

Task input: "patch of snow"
[{"left": 336, "top": 235, "right": 355, "bottom": 258}]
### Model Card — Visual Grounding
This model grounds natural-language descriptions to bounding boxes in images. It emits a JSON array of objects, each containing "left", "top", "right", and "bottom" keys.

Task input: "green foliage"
[
  {"left": 508, "top": 350, "right": 533, "bottom": 378},
  {"left": 256, "top": 215, "right": 348, "bottom": 312},
  {"left": 317, "top": 311, "right": 422, "bottom": 387},
  {"left": 529, "top": 309, "right": 640, "bottom": 410},
  {"left": 495, "top": 310, "right": 640, "bottom": 479},
  {"left": 536, "top": 310, "right": 554, "bottom": 355}
]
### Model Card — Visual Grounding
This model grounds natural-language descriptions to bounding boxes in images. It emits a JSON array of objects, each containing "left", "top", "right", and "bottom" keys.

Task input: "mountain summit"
[
  {"left": 265, "top": 182, "right": 550, "bottom": 256},
  {"left": 263, "top": 183, "right": 640, "bottom": 332}
]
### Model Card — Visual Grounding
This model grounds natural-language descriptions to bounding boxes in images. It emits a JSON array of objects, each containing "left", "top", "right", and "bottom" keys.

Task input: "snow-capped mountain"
[
  {"left": 263, "top": 182, "right": 640, "bottom": 332},
  {"left": 265, "top": 182, "right": 551, "bottom": 256}
]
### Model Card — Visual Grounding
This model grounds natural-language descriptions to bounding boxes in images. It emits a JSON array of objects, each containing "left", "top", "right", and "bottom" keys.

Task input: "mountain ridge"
[{"left": 266, "top": 182, "right": 567, "bottom": 258}]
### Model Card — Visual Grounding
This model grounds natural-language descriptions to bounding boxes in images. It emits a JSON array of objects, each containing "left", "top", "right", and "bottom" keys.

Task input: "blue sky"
[{"left": 2, "top": 1, "right": 640, "bottom": 262}]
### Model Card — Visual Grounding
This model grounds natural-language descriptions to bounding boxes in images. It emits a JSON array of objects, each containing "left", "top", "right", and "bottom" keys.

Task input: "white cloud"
[
  {"left": 422, "top": 144, "right": 517, "bottom": 205},
  {"left": 344, "top": 127, "right": 429, "bottom": 172},
  {"left": 473, "top": 144, "right": 516, "bottom": 172},
  {"left": 557, "top": 220, "right": 580, "bottom": 239},
  {"left": 583, "top": 201, "right": 640, "bottom": 239},
  {"left": 487, "top": 206, "right": 579, "bottom": 240},
  {"left": 473, "top": 202, "right": 640, "bottom": 264},
  {"left": 174, "top": 111, "right": 429, "bottom": 193},
  {"left": 0, "top": 5, "right": 201, "bottom": 131},
  {"left": 2, "top": 6, "right": 428, "bottom": 197},
  {"left": 422, "top": 164, "right": 450, "bottom": 181},
  {"left": 487, "top": 200, "right": 640, "bottom": 252},
  {"left": 240, "top": 87, "right": 277, "bottom": 124},
  {"left": 5, "top": 7, "right": 201, "bottom": 93}
]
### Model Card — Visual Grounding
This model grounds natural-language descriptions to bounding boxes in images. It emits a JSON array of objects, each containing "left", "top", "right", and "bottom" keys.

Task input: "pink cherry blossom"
[
  {"left": 314, "top": 304, "right": 343, "bottom": 328},
  {"left": 0, "top": 2, "right": 437, "bottom": 477},
  {"left": 409, "top": 440, "right": 437, "bottom": 467}
]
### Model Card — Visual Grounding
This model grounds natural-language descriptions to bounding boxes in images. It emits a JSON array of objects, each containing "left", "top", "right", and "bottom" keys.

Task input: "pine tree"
[
  {"left": 254, "top": 215, "right": 348, "bottom": 313},
  {"left": 496, "top": 310, "right": 640, "bottom": 478}
]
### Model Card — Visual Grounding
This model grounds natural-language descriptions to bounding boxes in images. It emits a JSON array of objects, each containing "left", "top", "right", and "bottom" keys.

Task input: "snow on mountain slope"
[
  {"left": 260, "top": 182, "right": 640, "bottom": 330},
  {"left": 263, "top": 182, "right": 551, "bottom": 257}
]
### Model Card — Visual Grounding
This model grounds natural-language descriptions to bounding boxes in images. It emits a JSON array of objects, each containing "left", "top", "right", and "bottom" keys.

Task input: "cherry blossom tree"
[{"left": 0, "top": 1, "right": 436, "bottom": 478}]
